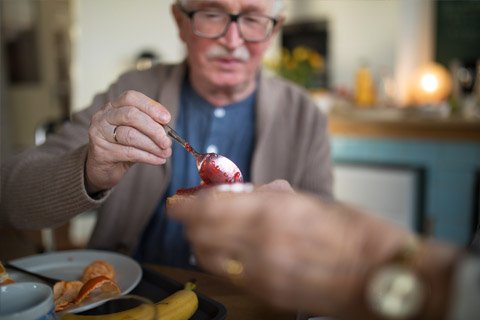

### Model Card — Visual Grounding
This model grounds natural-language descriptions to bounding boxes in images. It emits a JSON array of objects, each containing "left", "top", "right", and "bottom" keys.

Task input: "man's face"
[{"left": 174, "top": 0, "right": 279, "bottom": 92}]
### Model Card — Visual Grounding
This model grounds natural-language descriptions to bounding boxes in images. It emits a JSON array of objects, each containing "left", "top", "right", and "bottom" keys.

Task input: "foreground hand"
[
  {"left": 255, "top": 179, "right": 295, "bottom": 193},
  {"left": 168, "top": 188, "right": 408, "bottom": 317},
  {"left": 85, "top": 90, "right": 172, "bottom": 193}
]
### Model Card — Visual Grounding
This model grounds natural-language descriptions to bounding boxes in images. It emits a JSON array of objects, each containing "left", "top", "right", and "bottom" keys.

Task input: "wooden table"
[
  {"left": 149, "top": 265, "right": 297, "bottom": 320},
  {"left": 328, "top": 108, "right": 480, "bottom": 142}
]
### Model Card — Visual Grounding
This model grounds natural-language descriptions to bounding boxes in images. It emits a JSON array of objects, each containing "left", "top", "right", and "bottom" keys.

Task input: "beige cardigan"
[{"left": 1, "top": 63, "right": 333, "bottom": 255}]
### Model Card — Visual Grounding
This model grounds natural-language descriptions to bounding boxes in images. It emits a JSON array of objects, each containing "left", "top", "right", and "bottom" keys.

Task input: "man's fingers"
[
  {"left": 112, "top": 90, "right": 171, "bottom": 124},
  {"left": 105, "top": 104, "right": 171, "bottom": 150},
  {"left": 111, "top": 125, "right": 172, "bottom": 157},
  {"left": 113, "top": 144, "right": 168, "bottom": 165},
  {"left": 257, "top": 179, "right": 294, "bottom": 193}
]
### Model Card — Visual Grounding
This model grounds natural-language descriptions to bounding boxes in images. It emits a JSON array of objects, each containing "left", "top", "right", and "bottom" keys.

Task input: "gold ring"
[
  {"left": 113, "top": 126, "right": 119, "bottom": 143},
  {"left": 223, "top": 258, "right": 244, "bottom": 277}
]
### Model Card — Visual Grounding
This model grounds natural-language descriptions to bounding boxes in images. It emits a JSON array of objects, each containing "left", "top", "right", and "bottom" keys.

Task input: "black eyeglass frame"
[{"left": 178, "top": 4, "right": 279, "bottom": 43}]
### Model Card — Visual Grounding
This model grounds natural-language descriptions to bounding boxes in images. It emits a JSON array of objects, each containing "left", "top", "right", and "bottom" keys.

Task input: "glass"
[
  {"left": 179, "top": 5, "right": 277, "bottom": 42},
  {"left": 59, "top": 295, "right": 156, "bottom": 320}
]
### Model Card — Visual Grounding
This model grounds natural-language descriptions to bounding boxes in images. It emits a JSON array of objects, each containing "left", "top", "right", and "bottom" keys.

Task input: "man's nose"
[{"left": 220, "top": 21, "right": 244, "bottom": 48}]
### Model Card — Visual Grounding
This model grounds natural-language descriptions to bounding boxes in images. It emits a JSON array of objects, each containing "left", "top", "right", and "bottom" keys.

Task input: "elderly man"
[{"left": 1, "top": 0, "right": 333, "bottom": 268}]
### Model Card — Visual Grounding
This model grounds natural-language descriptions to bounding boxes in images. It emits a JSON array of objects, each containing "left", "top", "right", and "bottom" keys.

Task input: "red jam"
[
  {"left": 176, "top": 146, "right": 244, "bottom": 195},
  {"left": 175, "top": 184, "right": 211, "bottom": 195},
  {"left": 198, "top": 154, "right": 243, "bottom": 184},
  {"left": 185, "top": 143, "right": 193, "bottom": 154}
]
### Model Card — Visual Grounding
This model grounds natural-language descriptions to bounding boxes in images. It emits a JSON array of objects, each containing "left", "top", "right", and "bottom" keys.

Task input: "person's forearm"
[
  {"left": 360, "top": 234, "right": 461, "bottom": 320},
  {"left": 341, "top": 207, "right": 461, "bottom": 320},
  {"left": 1, "top": 146, "right": 103, "bottom": 229},
  {"left": 416, "top": 240, "right": 462, "bottom": 320}
]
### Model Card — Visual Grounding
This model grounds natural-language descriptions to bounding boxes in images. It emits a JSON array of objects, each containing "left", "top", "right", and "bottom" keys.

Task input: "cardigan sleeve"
[
  {"left": 0, "top": 96, "right": 110, "bottom": 229},
  {"left": 0, "top": 69, "right": 133, "bottom": 229}
]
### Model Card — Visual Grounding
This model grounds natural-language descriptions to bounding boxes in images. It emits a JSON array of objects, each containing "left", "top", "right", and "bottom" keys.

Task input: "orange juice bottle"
[{"left": 354, "top": 63, "right": 376, "bottom": 107}]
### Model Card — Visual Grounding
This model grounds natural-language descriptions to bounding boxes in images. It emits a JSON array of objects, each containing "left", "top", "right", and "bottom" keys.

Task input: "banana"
[
  {"left": 61, "top": 282, "right": 198, "bottom": 320},
  {"left": 154, "top": 282, "right": 198, "bottom": 320}
]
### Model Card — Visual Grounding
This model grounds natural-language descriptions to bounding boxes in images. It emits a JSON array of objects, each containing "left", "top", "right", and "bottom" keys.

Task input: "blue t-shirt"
[{"left": 134, "top": 78, "right": 255, "bottom": 268}]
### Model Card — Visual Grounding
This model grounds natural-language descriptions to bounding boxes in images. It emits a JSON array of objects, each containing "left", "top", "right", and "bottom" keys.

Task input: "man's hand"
[
  {"left": 256, "top": 179, "right": 295, "bottom": 193},
  {"left": 85, "top": 90, "right": 172, "bottom": 194},
  {"left": 168, "top": 187, "right": 410, "bottom": 317}
]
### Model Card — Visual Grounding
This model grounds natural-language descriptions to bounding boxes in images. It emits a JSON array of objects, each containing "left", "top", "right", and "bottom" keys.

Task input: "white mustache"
[{"left": 206, "top": 45, "right": 250, "bottom": 62}]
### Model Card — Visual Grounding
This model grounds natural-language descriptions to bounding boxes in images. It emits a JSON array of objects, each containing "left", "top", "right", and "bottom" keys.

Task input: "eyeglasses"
[{"left": 179, "top": 5, "right": 278, "bottom": 42}]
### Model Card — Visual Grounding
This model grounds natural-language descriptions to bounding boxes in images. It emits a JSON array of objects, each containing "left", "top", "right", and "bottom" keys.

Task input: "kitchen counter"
[{"left": 328, "top": 107, "right": 480, "bottom": 142}]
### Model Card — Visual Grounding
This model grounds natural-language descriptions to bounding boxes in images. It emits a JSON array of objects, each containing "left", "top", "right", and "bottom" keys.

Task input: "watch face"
[{"left": 367, "top": 265, "right": 425, "bottom": 319}]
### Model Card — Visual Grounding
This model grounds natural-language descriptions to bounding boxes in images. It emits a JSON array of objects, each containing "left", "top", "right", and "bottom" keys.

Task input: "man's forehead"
[{"left": 187, "top": 0, "right": 273, "bottom": 13}]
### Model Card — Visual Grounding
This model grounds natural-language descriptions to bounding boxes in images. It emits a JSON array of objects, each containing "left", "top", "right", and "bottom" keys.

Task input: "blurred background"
[{"left": 1, "top": 0, "right": 479, "bottom": 258}]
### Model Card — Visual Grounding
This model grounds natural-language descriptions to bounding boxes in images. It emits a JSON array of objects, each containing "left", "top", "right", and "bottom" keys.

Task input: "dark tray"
[{"left": 79, "top": 266, "right": 227, "bottom": 319}]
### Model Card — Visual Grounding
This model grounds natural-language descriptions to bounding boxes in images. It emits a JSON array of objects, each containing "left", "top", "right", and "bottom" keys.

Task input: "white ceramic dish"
[
  {"left": 8, "top": 249, "right": 142, "bottom": 314},
  {"left": 0, "top": 282, "right": 55, "bottom": 319}
]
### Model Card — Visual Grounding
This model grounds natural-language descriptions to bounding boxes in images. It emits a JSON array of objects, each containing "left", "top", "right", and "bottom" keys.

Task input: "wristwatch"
[{"left": 366, "top": 236, "right": 426, "bottom": 319}]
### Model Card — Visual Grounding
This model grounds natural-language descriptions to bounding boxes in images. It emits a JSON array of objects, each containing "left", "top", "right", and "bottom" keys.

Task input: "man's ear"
[
  {"left": 272, "top": 15, "right": 285, "bottom": 36},
  {"left": 171, "top": 4, "right": 187, "bottom": 42}
]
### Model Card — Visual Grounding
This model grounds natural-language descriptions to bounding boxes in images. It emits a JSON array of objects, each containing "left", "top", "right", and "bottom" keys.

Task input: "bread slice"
[
  {"left": 166, "top": 183, "right": 254, "bottom": 209},
  {"left": 166, "top": 193, "right": 189, "bottom": 208},
  {"left": 0, "top": 261, "right": 15, "bottom": 286},
  {"left": 166, "top": 185, "right": 209, "bottom": 209}
]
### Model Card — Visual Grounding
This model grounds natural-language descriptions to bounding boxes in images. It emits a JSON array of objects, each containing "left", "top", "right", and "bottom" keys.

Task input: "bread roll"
[{"left": 0, "top": 261, "right": 15, "bottom": 286}]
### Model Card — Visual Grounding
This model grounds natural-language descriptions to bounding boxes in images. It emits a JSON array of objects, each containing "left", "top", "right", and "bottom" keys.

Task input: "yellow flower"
[
  {"left": 293, "top": 46, "right": 310, "bottom": 61},
  {"left": 263, "top": 46, "right": 325, "bottom": 88},
  {"left": 286, "top": 59, "right": 296, "bottom": 70},
  {"left": 308, "top": 51, "right": 324, "bottom": 71}
]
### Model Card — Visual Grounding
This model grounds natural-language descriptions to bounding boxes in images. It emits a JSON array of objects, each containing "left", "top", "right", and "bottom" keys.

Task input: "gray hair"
[{"left": 176, "top": 0, "right": 284, "bottom": 16}]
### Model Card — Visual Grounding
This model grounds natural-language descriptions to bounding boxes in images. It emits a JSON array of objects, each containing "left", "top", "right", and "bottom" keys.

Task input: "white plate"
[{"left": 8, "top": 249, "right": 142, "bottom": 314}]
